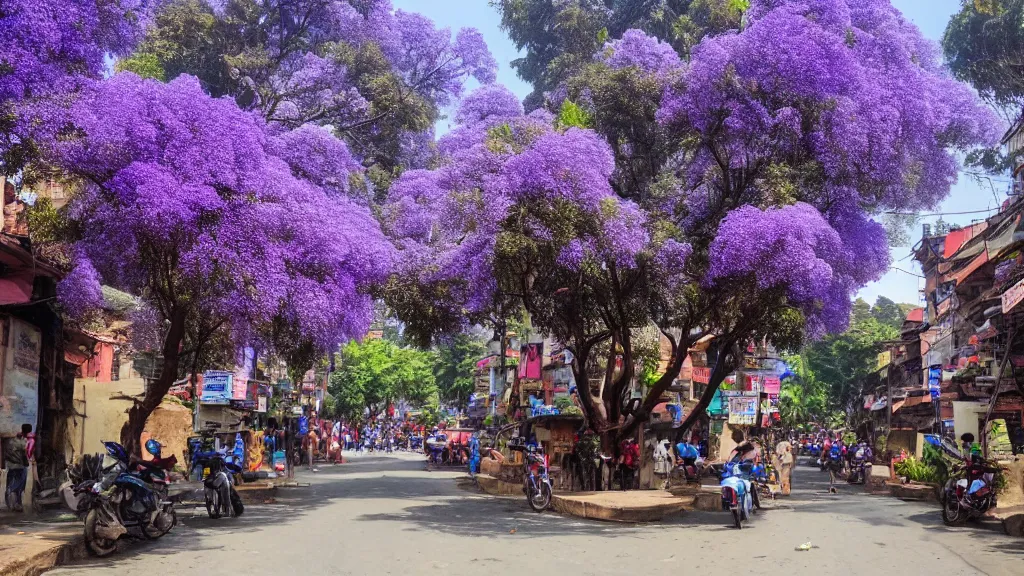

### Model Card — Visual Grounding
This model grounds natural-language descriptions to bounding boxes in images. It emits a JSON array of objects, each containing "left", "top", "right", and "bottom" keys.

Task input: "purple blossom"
[
  {"left": 600, "top": 29, "right": 682, "bottom": 77},
  {"left": 57, "top": 254, "right": 104, "bottom": 321},
  {"left": 128, "top": 304, "right": 163, "bottom": 352},
  {"left": 454, "top": 84, "right": 523, "bottom": 126},
  {"left": 50, "top": 73, "right": 394, "bottom": 352},
  {"left": 707, "top": 202, "right": 885, "bottom": 336},
  {"left": 270, "top": 124, "right": 362, "bottom": 198}
]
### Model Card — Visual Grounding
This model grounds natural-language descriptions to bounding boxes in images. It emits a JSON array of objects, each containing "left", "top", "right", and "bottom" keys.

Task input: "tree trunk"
[
  {"left": 120, "top": 308, "right": 187, "bottom": 456},
  {"left": 672, "top": 338, "right": 737, "bottom": 443}
]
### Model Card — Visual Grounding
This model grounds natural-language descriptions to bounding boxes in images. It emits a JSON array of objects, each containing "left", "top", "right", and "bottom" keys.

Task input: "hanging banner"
[
  {"left": 928, "top": 365, "right": 942, "bottom": 399},
  {"left": 0, "top": 319, "right": 41, "bottom": 437}
]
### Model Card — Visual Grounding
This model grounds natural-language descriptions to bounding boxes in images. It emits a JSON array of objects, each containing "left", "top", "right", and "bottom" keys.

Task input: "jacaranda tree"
[
  {"left": 386, "top": 0, "right": 998, "bottom": 450},
  {"left": 119, "top": 0, "right": 497, "bottom": 186},
  {"left": 0, "top": 0, "right": 152, "bottom": 170},
  {"left": 46, "top": 73, "right": 393, "bottom": 454}
]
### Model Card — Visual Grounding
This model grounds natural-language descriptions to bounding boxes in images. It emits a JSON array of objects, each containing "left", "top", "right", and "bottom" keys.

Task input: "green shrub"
[{"left": 894, "top": 456, "right": 940, "bottom": 484}]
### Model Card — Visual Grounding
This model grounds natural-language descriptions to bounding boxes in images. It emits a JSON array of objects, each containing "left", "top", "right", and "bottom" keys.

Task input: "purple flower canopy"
[
  {"left": 650, "top": 0, "right": 998, "bottom": 333},
  {"left": 386, "top": 1, "right": 997, "bottom": 339},
  {"left": 387, "top": 84, "right": 649, "bottom": 326},
  {"left": 0, "top": 0, "right": 152, "bottom": 161},
  {"left": 53, "top": 73, "right": 394, "bottom": 350}
]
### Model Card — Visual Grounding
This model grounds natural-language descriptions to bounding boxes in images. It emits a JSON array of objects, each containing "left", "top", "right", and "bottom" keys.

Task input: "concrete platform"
[{"left": 550, "top": 490, "right": 694, "bottom": 523}]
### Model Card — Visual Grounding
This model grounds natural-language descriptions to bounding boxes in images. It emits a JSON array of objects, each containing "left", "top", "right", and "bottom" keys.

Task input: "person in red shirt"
[{"left": 618, "top": 438, "right": 640, "bottom": 491}]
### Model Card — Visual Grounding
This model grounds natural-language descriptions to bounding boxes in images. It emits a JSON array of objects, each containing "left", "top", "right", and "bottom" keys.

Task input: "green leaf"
[{"left": 556, "top": 100, "right": 593, "bottom": 130}]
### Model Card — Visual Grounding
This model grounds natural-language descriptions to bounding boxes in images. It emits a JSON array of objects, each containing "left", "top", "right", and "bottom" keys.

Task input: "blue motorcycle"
[
  {"left": 72, "top": 441, "right": 177, "bottom": 557},
  {"left": 720, "top": 459, "right": 757, "bottom": 529}
]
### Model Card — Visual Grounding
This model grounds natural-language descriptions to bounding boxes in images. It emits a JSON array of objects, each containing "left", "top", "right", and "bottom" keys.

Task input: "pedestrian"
[
  {"left": 618, "top": 437, "right": 640, "bottom": 491},
  {"left": 3, "top": 424, "right": 31, "bottom": 512},
  {"left": 774, "top": 437, "right": 794, "bottom": 496}
]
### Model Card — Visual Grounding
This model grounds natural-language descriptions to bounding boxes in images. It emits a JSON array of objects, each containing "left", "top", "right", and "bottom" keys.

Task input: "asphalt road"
[{"left": 48, "top": 452, "right": 1024, "bottom": 576}]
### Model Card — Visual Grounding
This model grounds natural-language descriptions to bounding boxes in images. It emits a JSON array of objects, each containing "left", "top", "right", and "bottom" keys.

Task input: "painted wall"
[{"left": 66, "top": 376, "right": 190, "bottom": 463}]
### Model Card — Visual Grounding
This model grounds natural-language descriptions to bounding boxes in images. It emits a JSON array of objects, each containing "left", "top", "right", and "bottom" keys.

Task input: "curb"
[{"left": 0, "top": 534, "right": 87, "bottom": 576}]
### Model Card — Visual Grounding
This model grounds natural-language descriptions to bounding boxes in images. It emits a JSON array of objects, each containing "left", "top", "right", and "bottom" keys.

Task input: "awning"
[
  {"left": 0, "top": 269, "right": 35, "bottom": 305},
  {"left": 950, "top": 250, "right": 989, "bottom": 285},
  {"left": 944, "top": 222, "right": 989, "bottom": 258}
]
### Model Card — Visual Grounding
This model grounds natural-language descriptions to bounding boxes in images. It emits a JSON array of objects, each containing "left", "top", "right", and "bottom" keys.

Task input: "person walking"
[
  {"left": 3, "top": 424, "right": 31, "bottom": 512},
  {"left": 774, "top": 438, "right": 794, "bottom": 496}
]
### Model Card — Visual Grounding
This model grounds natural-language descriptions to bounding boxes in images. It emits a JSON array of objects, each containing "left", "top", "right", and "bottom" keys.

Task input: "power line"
[
  {"left": 892, "top": 267, "right": 925, "bottom": 278},
  {"left": 884, "top": 207, "right": 999, "bottom": 217}
]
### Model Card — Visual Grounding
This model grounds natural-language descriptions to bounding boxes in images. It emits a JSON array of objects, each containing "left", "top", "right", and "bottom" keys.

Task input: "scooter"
[
  {"left": 69, "top": 441, "right": 177, "bottom": 557},
  {"left": 721, "top": 459, "right": 755, "bottom": 529},
  {"left": 510, "top": 440, "right": 552, "bottom": 512}
]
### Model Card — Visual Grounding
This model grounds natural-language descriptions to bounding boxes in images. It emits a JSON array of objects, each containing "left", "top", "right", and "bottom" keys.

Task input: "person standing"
[
  {"left": 774, "top": 438, "right": 794, "bottom": 496},
  {"left": 3, "top": 424, "right": 31, "bottom": 512}
]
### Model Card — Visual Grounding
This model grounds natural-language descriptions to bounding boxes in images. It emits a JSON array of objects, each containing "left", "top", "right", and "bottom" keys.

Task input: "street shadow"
[{"left": 353, "top": 493, "right": 637, "bottom": 538}]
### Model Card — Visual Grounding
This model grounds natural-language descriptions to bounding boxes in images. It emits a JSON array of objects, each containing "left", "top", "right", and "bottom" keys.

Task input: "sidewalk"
[{"left": 0, "top": 511, "right": 85, "bottom": 576}]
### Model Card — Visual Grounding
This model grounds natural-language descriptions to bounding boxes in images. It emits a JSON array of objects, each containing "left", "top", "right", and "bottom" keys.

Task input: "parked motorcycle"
[
  {"left": 69, "top": 441, "right": 177, "bottom": 557},
  {"left": 941, "top": 453, "right": 1001, "bottom": 526},
  {"left": 188, "top": 438, "right": 244, "bottom": 519},
  {"left": 720, "top": 459, "right": 755, "bottom": 529},
  {"left": 674, "top": 442, "right": 704, "bottom": 484},
  {"left": 510, "top": 440, "right": 552, "bottom": 512}
]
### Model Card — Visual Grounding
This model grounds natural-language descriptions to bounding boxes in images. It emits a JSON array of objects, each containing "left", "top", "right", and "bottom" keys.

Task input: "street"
[{"left": 46, "top": 453, "right": 1024, "bottom": 576}]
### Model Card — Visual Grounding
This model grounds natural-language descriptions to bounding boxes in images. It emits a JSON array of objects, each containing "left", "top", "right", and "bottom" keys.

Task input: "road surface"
[{"left": 49, "top": 452, "right": 1024, "bottom": 576}]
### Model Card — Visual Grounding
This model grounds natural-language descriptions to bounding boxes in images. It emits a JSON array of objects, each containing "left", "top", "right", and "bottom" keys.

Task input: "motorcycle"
[
  {"left": 807, "top": 443, "right": 822, "bottom": 465},
  {"left": 941, "top": 452, "right": 1000, "bottom": 526},
  {"left": 70, "top": 441, "right": 177, "bottom": 557},
  {"left": 720, "top": 459, "right": 756, "bottom": 529},
  {"left": 510, "top": 441, "right": 552, "bottom": 512},
  {"left": 188, "top": 438, "right": 244, "bottom": 519},
  {"left": 674, "top": 442, "right": 704, "bottom": 484},
  {"left": 425, "top": 433, "right": 447, "bottom": 464},
  {"left": 846, "top": 443, "right": 872, "bottom": 484}
]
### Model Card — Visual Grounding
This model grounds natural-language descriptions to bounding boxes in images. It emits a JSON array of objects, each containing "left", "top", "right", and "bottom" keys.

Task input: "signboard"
[
  {"left": 763, "top": 376, "right": 781, "bottom": 394},
  {"left": 0, "top": 319, "right": 40, "bottom": 437},
  {"left": 877, "top": 351, "right": 891, "bottom": 370},
  {"left": 928, "top": 365, "right": 942, "bottom": 399},
  {"left": 727, "top": 396, "right": 758, "bottom": 425},
  {"left": 1003, "top": 276, "right": 1024, "bottom": 314},
  {"left": 200, "top": 371, "right": 233, "bottom": 405},
  {"left": 692, "top": 367, "right": 710, "bottom": 384},
  {"left": 366, "top": 330, "right": 384, "bottom": 340},
  {"left": 257, "top": 396, "right": 267, "bottom": 413}
]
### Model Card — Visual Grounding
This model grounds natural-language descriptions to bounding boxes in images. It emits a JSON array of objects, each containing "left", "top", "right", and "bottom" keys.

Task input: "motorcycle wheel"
[
  {"left": 941, "top": 497, "right": 966, "bottom": 526},
  {"left": 732, "top": 508, "right": 743, "bottom": 529},
  {"left": 144, "top": 507, "right": 177, "bottom": 539},
  {"left": 751, "top": 487, "right": 762, "bottom": 511},
  {"left": 528, "top": 482, "right": 552, "bottom": 512},
  {"left": 84, "top": 509, "right": 118, "bottom": 557},
  {"left": 230, "top": 487, "right": 245, "bottom": 517},
  {"left": 205, "top": 492, "right": 221, "bottom": 519}
]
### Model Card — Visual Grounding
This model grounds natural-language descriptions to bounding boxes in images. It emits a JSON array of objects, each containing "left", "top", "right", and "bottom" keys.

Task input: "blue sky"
[{"left": 394, "top": 0, "right": 1004, "bottom": 307}]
